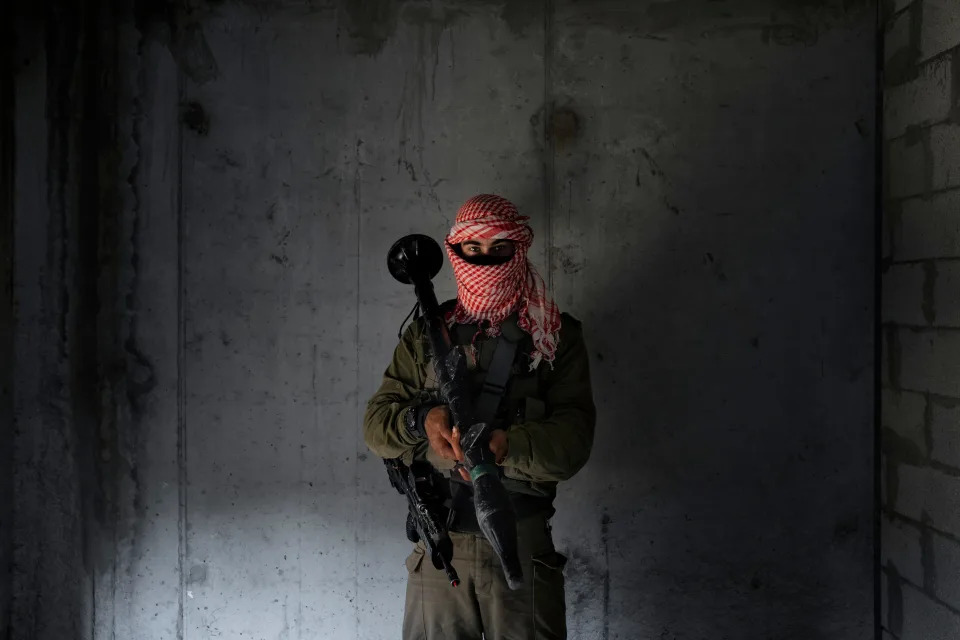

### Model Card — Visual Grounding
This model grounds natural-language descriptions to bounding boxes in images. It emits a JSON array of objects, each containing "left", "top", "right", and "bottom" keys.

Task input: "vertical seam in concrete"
[
  {"left": 920, "top": 127, "right": 933, "bottom": 197},
  {"left": 887, "top": 199, "right": 902, "bottom": 262},
  {"left": 354, "top": 155, "right": 362, "bottom": 637},
  {"left": 919, "top": 509, "right": 937, "bottom": 596},
  {"left": 91, "top": 572, "right": 96, "bottom": 640},
  {"left": 0, "top": 2, "right": 14, "bottom": 636},
  {"left": 951, "top": 49, "right": 960, "bottom": 124},
  {"left": 543, "top": 0, "right": 554, "bottom": 294},
  {"left": 875, "top": 1, "right": 886, "bottom": 636},
  {"left": 921, "top": 261, "right": 937, "bottom": 324},
  {"left": 601, "top": 511, "right": 610, "bottom": 640},
  {"left": 886, "top": 325, "right": 902, "bottom": 390},
  {"left": 176, "top": 68, "right": 187, "bottom": 640}
]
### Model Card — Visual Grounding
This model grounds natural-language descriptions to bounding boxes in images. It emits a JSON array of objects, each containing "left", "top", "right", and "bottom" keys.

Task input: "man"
[{"left": 363, "top": 194, "right": 596, "bottom": 640}]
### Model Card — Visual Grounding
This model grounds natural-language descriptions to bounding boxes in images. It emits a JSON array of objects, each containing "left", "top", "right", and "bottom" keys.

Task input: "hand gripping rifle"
[{"left": 385, "top": 234, "right": 524, "bottom": 590}]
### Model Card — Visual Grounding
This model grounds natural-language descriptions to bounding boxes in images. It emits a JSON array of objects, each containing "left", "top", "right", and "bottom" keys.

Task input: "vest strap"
[{"left": 473, "top": 334, "right": 519, "bottom": 426}]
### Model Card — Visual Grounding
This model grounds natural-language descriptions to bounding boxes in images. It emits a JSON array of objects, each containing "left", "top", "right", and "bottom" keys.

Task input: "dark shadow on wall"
[
  {"left": 547, "top": 3, "right": 877, "bottom": 639},
  {"left": 2, "top": 0, "right": 15, "bottom": 633},
  {"left": 8, "top": 1, "right": 132, "bottom": 638}
]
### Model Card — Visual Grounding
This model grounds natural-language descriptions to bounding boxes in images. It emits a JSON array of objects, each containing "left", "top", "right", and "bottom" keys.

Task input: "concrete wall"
[
  {"left": 9, "top": 3, "right": 132, "bottom": 638},
  {"left": 881, "top": 1, "right": 960, "bottom": 638},
  {"left": 8, "top": 1, "right": 876, "bottom": 638},
  {"left": 1, "top": 0, "right": 14, "bottom": 632}
]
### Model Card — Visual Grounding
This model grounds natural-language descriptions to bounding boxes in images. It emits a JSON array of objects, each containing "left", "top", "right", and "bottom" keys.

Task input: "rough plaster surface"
[{"left": 10, "top": 1, "right": 876, "bottom": 638}]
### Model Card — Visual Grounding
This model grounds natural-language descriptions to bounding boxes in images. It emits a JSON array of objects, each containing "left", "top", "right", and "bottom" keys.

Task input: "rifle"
[
  {"left": 385, "top": 233, "right": 524, "bottom": 590},
  {"left": 384, "top": 458, "right": 460, "bottom": 587}
]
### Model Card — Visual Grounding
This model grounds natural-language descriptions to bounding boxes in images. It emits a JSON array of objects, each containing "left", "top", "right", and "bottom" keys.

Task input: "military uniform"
[{"left": 363, "top": 301, "right": 596, "bottom": 640}]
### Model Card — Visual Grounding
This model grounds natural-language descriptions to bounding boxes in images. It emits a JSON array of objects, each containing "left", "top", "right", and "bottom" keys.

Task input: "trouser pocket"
[
  {"left": 405, "top": 547, "right": 425, "bottom": 574},
  {"left": 532, "top": 551, "right": 567, "bottom": 639}
]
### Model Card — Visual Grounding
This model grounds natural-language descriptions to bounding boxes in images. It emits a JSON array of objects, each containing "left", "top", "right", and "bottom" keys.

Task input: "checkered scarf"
[{"left": 444, "top": 194, "right": 561, "bottom": 370}]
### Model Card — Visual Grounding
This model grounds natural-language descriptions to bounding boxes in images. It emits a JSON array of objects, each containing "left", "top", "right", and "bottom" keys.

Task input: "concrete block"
[
  {"left": 884, "top": 326, "right": 900, "bottom": 389},
  {"left": 884, "top": 454, "right": 891, "bottom": 507},
  {"left": 933, "top": 261, "right": 960, "bottom": 327},
  {"left": 882, "top": 568, "right": 895, "bottom": 633},
  {"left": 884, "top": 56, "right": 952, "bottom": 139},
  {"left": 919, "top": 0, "right": 960, "bottom": 62},
  {"left": 931, "top": 124, "right": 960, "bottom": 191},
  {"left": 886, "top": 7, "right": 914, "bottom": 69},
  {"left": 901, "top": 582, "right": 960, "bottom": 639},
  {"left": 883, "top": 263, "right": 928, "bottom": 325},
  {"left": 883, "top": 389, "right": 928, "bottom": 457},
  {"left": 893, "top": 464, "right": 960, "bottom": 538},
  {"left": 891, "top": 463, "right": 926, "bottom": 521},
  {"left": 892, "top": 0, "right": 914, "bottom": 15},
  {"left": 932, "top": 531, "right": 960, "bottom": 611},
  {"left": 883, "top": 515, "right": 925, "bottom": 585},
  {"left": 884, "top": 201, "right": 895, "bottom": 260},
  {"left": 898, "top": 190, "right": 960, "bottom": 260},
  {"left": 930, "top": 398, "right": 960, "bottom": 469},
  {"left": 899, "top": 329, "right": 960, "bottom": 396},
  {"left": 885, "top": 562, "right": 907, "bottom": 636},
  {"left": 889, "top": 133, "right": 929, "bottom": 198}
]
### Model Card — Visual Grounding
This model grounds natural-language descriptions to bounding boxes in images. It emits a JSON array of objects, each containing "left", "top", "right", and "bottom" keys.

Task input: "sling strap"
[
  {"left": 447, "top": 333, "right": 517, "bottom": 491},
  {"left": 473, "top": 333, "right": 519, "bottom": 426}
]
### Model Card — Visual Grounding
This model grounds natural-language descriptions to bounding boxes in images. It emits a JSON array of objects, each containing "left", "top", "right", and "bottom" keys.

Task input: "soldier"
[{"left": 363, "top": 194, "right": 596, "bottom": 640}]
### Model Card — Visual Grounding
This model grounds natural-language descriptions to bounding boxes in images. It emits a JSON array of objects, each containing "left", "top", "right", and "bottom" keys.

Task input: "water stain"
[
  {"left": 171, "top": 19, "right": 219, "bottom": 84},
  {"left": 188, "top": 563, "right": 208, "bottom": 585},
  {"left": 337, "top": 0, "right": 399, "bottom": 56},
  {"left": 550, "top": 107, "right": 581, "bottom": 148},
  {"left": 553, "top": 243, "right": 585, "bottom": 275},
  {"left": 182, "top": 102, "right": 210, "bottom": 136},
  {"left": 564, "top": 547, "right": 606, "bottom": 614},
  {"left": 600, "top": 512, "right": 611, "bottom": 640}
]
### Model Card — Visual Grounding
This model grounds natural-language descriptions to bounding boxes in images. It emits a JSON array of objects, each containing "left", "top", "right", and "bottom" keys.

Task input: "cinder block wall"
[{"left": 881, "top": 1, "right": 960, "bottom": 638}]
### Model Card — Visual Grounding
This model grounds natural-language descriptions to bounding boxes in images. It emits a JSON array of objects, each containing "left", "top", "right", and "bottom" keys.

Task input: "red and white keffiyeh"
[{"left": 444, "top": 194, "right": 562, "bottom": 370}]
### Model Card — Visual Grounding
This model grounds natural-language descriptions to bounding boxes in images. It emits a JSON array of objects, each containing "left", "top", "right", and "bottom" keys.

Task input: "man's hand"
[
  {"left": 448, "top": 427, "right": 509, "bottom": 483},
  {"left": 489, "top": 429, "right": 508, "bottom": 464},
  {"left": 426, "top": 406, "right": 511, "bottom": 482},
  {"left": 424, "top": 406, "right": 459, "bottom": 460}
]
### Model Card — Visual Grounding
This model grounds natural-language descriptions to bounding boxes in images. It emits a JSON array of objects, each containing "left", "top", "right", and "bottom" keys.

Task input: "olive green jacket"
[{"left": 362, "top": 305, "right": 596, "bottom": 497}]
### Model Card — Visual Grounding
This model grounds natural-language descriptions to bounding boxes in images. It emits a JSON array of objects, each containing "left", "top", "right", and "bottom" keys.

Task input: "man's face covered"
[
  {"left": 453, "top": 238, "right": 516, "bottom": 265},
  {"left": 444, "top": 194, "right": 561, "bottom": 370}
]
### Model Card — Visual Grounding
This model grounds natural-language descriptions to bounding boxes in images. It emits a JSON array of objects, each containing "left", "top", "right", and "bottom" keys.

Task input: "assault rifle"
[
  {"left": 385, "top": 234, "right": 524, "bottom": 590},
  {"left": 384, "top": 458, "right": 460, "bottom": 587}
]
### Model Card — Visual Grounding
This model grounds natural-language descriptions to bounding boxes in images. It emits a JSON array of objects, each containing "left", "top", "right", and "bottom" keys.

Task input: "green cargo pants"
[{"left": 402, "top": 514, "right": 567, "bottom": 640}]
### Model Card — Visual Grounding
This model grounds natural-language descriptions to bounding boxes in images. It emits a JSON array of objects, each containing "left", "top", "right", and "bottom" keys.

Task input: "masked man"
[{"left": 363, "top": 194, "right": 596, "bottom": 640}]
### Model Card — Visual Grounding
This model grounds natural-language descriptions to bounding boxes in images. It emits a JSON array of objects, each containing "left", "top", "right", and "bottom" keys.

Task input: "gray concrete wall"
[
  {"left": 1, "top": 2, "right": 14, "bottom": 633},
  {"left": 880, "top": 1, "right": 960, "bottom": 638},
  {"left": 8, "top": 1, "right": 876, "bottom": 638}
]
